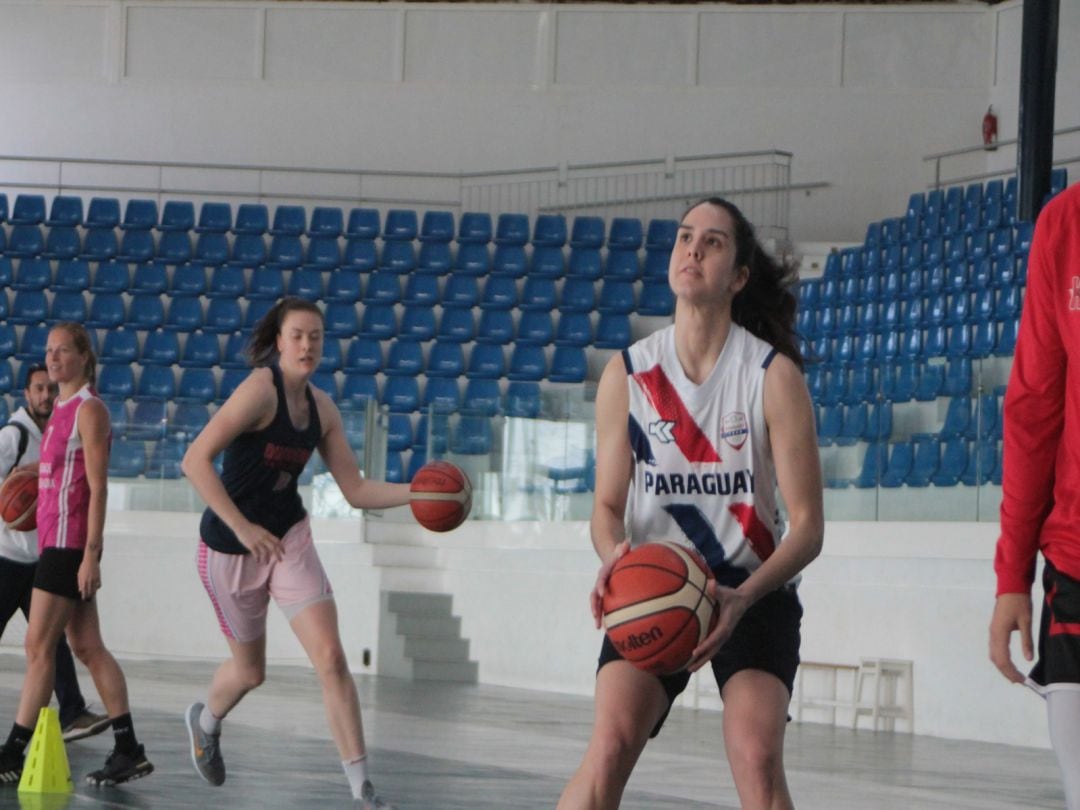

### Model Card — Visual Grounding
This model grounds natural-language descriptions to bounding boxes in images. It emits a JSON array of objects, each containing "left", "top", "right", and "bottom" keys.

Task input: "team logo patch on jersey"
[
  {"left": 648, "top": 420, "right": 676, "bottom": 443},
  {"left": 721, "top": 412, "right": 749, "bottom": 450}
]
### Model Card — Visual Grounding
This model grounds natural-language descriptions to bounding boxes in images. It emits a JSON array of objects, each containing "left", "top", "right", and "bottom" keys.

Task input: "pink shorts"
[{"left": 197, "top": 517, "right": 334, "bottom": 643}]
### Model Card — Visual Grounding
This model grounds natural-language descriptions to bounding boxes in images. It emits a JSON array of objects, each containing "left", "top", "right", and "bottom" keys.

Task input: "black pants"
[{"left": 0, "top": 557, "right": 88, "bottom": 727}]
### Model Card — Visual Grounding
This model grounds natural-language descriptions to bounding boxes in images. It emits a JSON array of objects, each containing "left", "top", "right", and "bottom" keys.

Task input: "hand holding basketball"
[
  {"left": 0, "top": 467, "right": 38, "bottom": 532},
  {"left": 410, "top": 461, "right": 472, "bottom": 532},
  {"left": 590, "top": 540, "right": 630, "bottom": 628},
  {"left": 686, "top": 580, "right": 750, "bottom": 673}
]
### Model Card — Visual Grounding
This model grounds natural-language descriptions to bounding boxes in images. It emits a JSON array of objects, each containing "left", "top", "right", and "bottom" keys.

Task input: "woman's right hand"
[
  {"left": 235, "top": 522, "right": 284, "bottom": 564},
  {"left": 590, "top": 540, "right": 630, "bottom": 629}
]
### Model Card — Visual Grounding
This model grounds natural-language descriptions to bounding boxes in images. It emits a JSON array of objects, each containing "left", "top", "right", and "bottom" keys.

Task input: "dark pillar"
[{"left": 1016, "top": 0, "right": 1058, "bottom": 223}]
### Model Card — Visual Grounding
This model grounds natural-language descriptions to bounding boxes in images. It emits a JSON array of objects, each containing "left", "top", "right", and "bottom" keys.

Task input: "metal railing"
[
  {"left": 0, "top": 149, "right": 794, "bottom": 240},
  {"left": 922, "top": 124, "right": 1080, "bottom": 190}
]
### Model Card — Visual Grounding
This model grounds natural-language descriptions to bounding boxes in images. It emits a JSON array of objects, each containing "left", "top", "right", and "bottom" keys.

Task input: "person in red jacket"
[{"left": 990, "top": 180, "right": 1080, "bottom": 810}]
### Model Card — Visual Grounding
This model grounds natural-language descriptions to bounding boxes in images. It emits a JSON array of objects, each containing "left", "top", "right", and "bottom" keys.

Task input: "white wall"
[{"left": 2, "top": 1, "right": 1075, "bottom": 242}]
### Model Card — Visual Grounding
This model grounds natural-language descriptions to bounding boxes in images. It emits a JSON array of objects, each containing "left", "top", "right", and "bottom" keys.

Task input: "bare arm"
[
  {"left": 314, "top": 392, "right": 412, "bottom": 511},
  {"left": 588, "top": 352, "right": 635, "bottom": 627},
  {"left": 77, "top": 398, "right": 111, "bottom": 600},
  {"left": 689, "top": 353, "right": 824, "bottom": 670},
  {"left": 180, "top": 367, "right": 284, "bottom": 562}
]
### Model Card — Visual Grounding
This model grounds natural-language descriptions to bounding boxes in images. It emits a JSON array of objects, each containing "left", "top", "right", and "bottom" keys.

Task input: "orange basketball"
[
  {"left": 0, "top": 468, "right": 38, "bottom": 532},
  {"left": 601, "top": 541, "right": 718, "bottom": 676},
  {"left": 409, "top": 461, "right": 472, "bottom": 532}
]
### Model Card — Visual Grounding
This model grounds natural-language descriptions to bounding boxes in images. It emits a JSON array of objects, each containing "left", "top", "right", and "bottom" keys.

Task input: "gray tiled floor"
[{"left": 0, "top": 654, "right": 1065, "bottom": 809}]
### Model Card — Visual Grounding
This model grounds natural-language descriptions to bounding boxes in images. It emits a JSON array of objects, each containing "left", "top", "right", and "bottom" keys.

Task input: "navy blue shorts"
[
  {"left": 1030, "top": 560, "right": 1080, "bottom": 688},
  {"left": 598, "top": 583, "right": 802, "bottom": 737}
]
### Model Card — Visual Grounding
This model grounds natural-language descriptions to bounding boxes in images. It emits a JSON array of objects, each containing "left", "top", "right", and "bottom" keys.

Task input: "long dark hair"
[
  {"left": 682, "top": 197, "right": 803, "bottom": 370},
  {"left": 50, "top": 322, "right": 97, "bottom": 385},
  {"left": 246, "top": 297, "right": 325, "bottom": 367}
]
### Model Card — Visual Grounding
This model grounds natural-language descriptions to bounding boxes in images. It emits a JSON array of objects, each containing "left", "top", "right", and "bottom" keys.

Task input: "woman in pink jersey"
[
  {"left": 559, "top": 199, "right": 824, "bottom": 810},
  {"left": 181, "top": 298, "right": 412, "bottom": 807},
  {"left": 0, "top": 323, "right": 153, "bottom": 787}
]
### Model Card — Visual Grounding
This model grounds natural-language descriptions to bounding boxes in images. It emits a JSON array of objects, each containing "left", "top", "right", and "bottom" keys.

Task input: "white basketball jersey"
[{"left": 623, "top": 323, "right": 784, "bottom": 586}]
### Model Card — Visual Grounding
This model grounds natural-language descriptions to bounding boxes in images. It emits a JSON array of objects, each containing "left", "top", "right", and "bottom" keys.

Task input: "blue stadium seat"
[
  {"left": 451, "top": 416, "right": 493, "bottom": 455},
  {"left": 383, "top": 209, "right": 418, "bottom": 241},
  {"left": 126, "top": 294, "right": 164, "bottom": 330},
  {"left": 108, "top": 439, "right": 146, "bottom": 478},
  {"left": 161, "top": 234, "right": 196, "bottom": 269},
  {"left": 880, "top": 441, "right": 914, "bottom": 488},
  {"left": 569, "top": 216, "right": 605, "bottom": 249},
  {"left": 995, "top": 285, "right": 1021, "bottom": 320},
  {"left": 197, "top": 202, "right": 232, "bottom": 233},
  {"left": 267, "top": 234, "right": 303, "bottom": 269},
  {"left": 530, "top": 246, "right": 565, "bottom": 279},
  {"left": 158, "top": 200, "right": 194, "bottom": 232},
  {"left": 246, "top": 267, "right": 285, "bottom": 300},
  {"left": 324, "top": 269, "right": 363, "bottom": 304},
  {"left": 971, "top": 320, "right": 996, "bottom": 358},
  {"left": 13, "top": 258, "right": 51, "bottom": 290},
  {"left": 319, "top": 338, "right": 343, "bottom": 373},
  {"left": 340, "top": 407, "right": 366, "bottom": 451},
  {"left": 49, "top": 291, "right": 87, "bottom": 323},
  {"left": 0, "top": 362, "right": 12, "bottom": 396},
  {"left": 50, "top": 260, "right": 89, "bottom": 293},
  {"left": 438, "top": 309, "right": 475, "bottom": 343},
  {"left": 642, "top": 248, "right": 668, "bottom": 281},
  {"left": 346, "top": 208, "right": 380, "bottom": 239},
  {"left": 475, "top": 310, "right": 514, "bottom": 345},
  {"left": 359, "top": 304, "right": 397, "bottom": 341},
  {"left": 130, "top": 261, "right": 167, "bottom": 295},
  {"left": 43, "top": 227, "right": 80, "bottom": 260},
  {"left": 121, "top": 199, "right": 158, "bottom": 231},
  {"left": 171, "top": 263, "right": 207, "bottom": 297},
  {"left": 179, "top": 331, "right": 220, "bottom": 368},
  {"left": 467, "top": 344, "right": 505, "bottom": 379},
  {"left": 507, "top": 345, "right": 546, "bottom": 381},
  {"left": 342, "top": 373, "right": 379, "bottom": 409},
  {"left": 462, "top": 378, "right": 501, "bottom": 416},
  {"left": 219, "top": 332, "right": 248, "bottom": 369},
  {"left": 426, "top": 342, "right": 466, "bottom": 378},
  {"left": 100, "top": 397, "right": 130, "bottom": 436},
  {"left": 991, "top": 255, "right": 1017, "bottom": 288},
  {"left": 85, "top": 197, "right": 120, "bottom": 229},
  {"left": 0, "top": 324, "right": 19, "bottom": 358},
  {"left": 322, "top": 302, "right": 357, "bottom": 338},
  {"left": 9, "top": 291, "right": 48, "bottom": 325},
  {"left": 82, "top": 228, "right": 119, "bottom": 261},
  {"left": 637, "top": 279, "right": 674, "bottom": 316},
  {"left": 442, "top": 274, "right": 480, "bottom": 308},
  {"left": 118, "top": 230, "right": 155, "bottom": 263},
  {"left": 847, "top": 364, "right": 876, "bottom": 403},
  {"left": 1015, "top": 221, "right": 1034, "bottom": 255},
  {"left": 176, "top": 369, "right": 217, "bottom": 404},
  {"left": 363, "top": 271, "right": 402, "bottom": 305},
  {"left": 598, "top": 280, "right": 635, "bottom": 314},
  {"left": 1050, "top": 168, "right": 1068, "bottom": 196},
  {"left": 171, "top": 401, "right": 211, "bottom": 439},
  {"left": 516, "top": 311, "right": 554, "bottom": 345},
  {"left": 269, "top": 205, "right": 306, "bottom": 237},
  {"left": 940, "top": 397, "right": 972, "bottom": 440},
  {"left": 204, "top": 298, "right": 242, "bottom": 335},
  {"left": 386, "top": 413, "right": 414, "bottom": 452},
  {"left": 906, "top": 434, "right": 940, "bottom": 487},
  {"left": 380, "top": 241, "right": 416, "bottom": 274},
  {"left": 548, "top": 346, "right": 586, "bottom": 383},
  {"left": 864, "top": 402, "right": 893, "bottom": 442},
  {"left": 398, "top": 308, "right": 436, "bottom": 342},
  {"left": 560, "top": 278, "right": 596, "bottom": 312},
  {"left": 604, "top": 250, "right": 640, "bottom": 281},
  {"left": 382, "top": 451, "right": 405, "bottom": 483},
  {"left": 494, "top": 213, "right": 529, "bottom": 246},
  {"left": 385, "top": 341, "right": 424, "bottom": 377},
  {"left": 164, "top": 297, "right": 203, "bottom": 332},
  {"left": 532, "top": 214, "right": 567, "bottom": 247},
  {"left": 305, "top": 237, "right": 341, "bottom": 270},
  {"left": 914, "top": 363, "right": 944, "bottom": 401},
  {"left": 11, "top": 194, "right": 45, "bottom": 225},
  {"left": 85, "top": 293, "right": 125, "bottom": 329},
  {"left": 607, "top": 218, "right": 643, "bottom": 250},
  {"left": 975, "top": 392, "right": 1000, "bottom": 441},
  {"left": 817, "top": 404, "right": 843, "bottom": 446},
  {"left": 217, "top": 368, "right": 247, "bottom": 402},
  {"left": 945, "top": 324, "right": 972, "bottom": 358},
  {"left": 287, "top": 267, "right": 323, "bottom": 301},
  {"left": 479, "top": 276, "right": 517, "bottom": 310},
  {"left": 491, "top": 245, "right": 527, "bottom": 278},
  {"left": 419, "top": 210, "right": 455, "bottom": 243},
  {"left": 206, "top": 265, "right": 245, "bottom": 299},
  {"left": 15, "top": 324, "right": 49, "bottom": 362},
  {"left": 307, "top": 206, "right": 343, "bottom": 238},
  {"left": 505, "top": 381, "right": 541, "bottom": 418},
  {"left": 555, "top": 311, "right": 592, "bottom": 347},
  {"left": 566, "top": 249, "right": 602, "bottom": 281},
  {"left": 141, "top": 329, "right": 180, "bottom": 366},
  {"left": 457, "top": 212, "right": 493, "bottom": 244},
  {"left": 230, "top": 233, "right": 267, "bottom": 266},
  {"left": 851, "top": 443, "right": 886, "bottom": 489},
  {"left": 422, "top": 377, "right": 461, "bottom": 413},
  {"left": 884, "top": 360, "right": 918, "bottom": 403},
  {"left": 414, "top": 413, "right": 450, "bottom": 454},
  {"left": 836, "top": 403, "right": 868, "bottom": 447},
  {"left": 594, "top": 313, "right": 632, "bottom": 349},
  {"left": 98, "top": 364, "right": 136, "bottom": 399},
  {"left": 942, "top": 357, "right": 972, "bottom": 396},
  {"left": 309, "top": 371, "right": 339, "bottom": 399},
  {"left": 416, "top": 242, "right": 452, "bottom": 275},
  {"left": 454, "top": 243, "right": 491, "bottom": 276},
  {"left": 344, "top": 338, "right": 382, "bottom": 374},
  {"left": 960, "top": 441, "right": 996, "bottom": 486},
  {"left": 144, "top": 438, "right": 186, "bottom": 479}
]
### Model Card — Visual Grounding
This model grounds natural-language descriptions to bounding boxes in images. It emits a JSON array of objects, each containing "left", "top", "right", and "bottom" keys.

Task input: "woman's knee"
[
  {"left": 727, "top": 735, "right": 784, "bottom": 783},
  {"left": 588, "top": 724, "right": 648, "bottom": 782},
  {"left": 235, "top": 661, "right": 266, "bottom": 692},
  {"left": 310, "top": 641, "right": 350, "bottom": 681}
]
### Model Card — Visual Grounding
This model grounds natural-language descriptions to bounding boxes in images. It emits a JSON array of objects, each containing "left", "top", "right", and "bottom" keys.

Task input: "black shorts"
[
  {"left": 1030, "top": 560, "right": 1080, "bottom": 688},
  {"left": 598, "top": 583, "right": 802, "bottom": 738},
  {"left": 33, "top": 548, "right": 86, "bottom": 601}
]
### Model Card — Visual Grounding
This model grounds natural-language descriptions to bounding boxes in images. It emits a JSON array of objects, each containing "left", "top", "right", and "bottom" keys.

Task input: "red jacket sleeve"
[{"left": 995, "top": 199, "right": 1068, "bottom": 595}]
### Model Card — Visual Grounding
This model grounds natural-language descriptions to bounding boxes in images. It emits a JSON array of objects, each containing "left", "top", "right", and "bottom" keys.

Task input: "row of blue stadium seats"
[
  {"left": 799, "top": 256, "right": 1027, "bottom": 309},
  {"left": 804, "top": 319, "right": 1018, "bottom": 365},
  {"left": 830, "top": 436, "right": 1002, "bottom": 489},
  {"left": 0, "top": 268, "right": 672, "bottom": 318},
  {"left": 817, "top": 393, "right": 1002, "bottom": 448},
  {"left": 798, "top": 287, "right": 1023, "bottom": 336},
  {"left": 0, "top": 193, "right": 680, "bottom": 251},
  {"left": 806, "top": 358, "right": 997, "bottom": 405},
  {"left": 823, "top": 224, "right": 1033, "bottom": 282}
]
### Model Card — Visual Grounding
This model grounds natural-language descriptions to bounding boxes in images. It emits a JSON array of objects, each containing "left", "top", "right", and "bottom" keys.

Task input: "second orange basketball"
[{"left": 409, "top": 461, "right": 473, "bottom": 532}]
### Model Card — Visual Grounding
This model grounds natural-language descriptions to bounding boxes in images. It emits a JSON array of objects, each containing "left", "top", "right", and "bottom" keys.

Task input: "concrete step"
[
  {"left": 379, "top": 568, "right": 445, "bottom": 593},
  {"left": 411, "top": 659, "right": 478, "bottom": 683},
  {"left": 404, "top": 637, "right": 471, "bottom": 662},
  {"left": 395, "top": 614, "right": 462, "bottom": 639},
  {"left": 387, "top": 591, "right": 454, "bottom": 617}
]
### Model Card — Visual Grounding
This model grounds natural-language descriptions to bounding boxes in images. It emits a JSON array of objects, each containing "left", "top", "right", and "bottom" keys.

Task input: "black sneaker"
[
  {"left": 0, "top": 748, "right": 22, "bottom": 786},
  {"left": 85, "top": 745, "right": 154, "bottom": 786}
]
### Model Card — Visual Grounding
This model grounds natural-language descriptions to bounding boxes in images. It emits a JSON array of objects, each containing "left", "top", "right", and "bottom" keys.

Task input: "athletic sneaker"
[
  {"left": 62, "top": 708, "right": 112, "bottom": 742},
  {"left": 0, "top": 748, "right": 22, "bottom": 786},
  {"left": 184, "top": 702, "right": 225, "bottom": 786},
  {"left": 359, "top": 779, "right": 395, "bottom": 809},
  {"left": 85, "top": 744, "right": 154, "bottom": 786}
]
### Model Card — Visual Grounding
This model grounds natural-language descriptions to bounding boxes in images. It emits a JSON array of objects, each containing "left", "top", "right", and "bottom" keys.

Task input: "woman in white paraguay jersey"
[{"left": 558, "top": 199, "right": 824, "bottom": 810}]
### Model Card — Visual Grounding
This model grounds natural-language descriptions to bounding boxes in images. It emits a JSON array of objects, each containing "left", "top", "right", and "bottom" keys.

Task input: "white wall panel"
[
  {"left": 265, "top": 8, "right": 398, "bottom": 83},
  {"left": 0, "top": 4, "right": 109, "bottom": 80},
  {"left": 125, "top": 6, "right": 260, "bottom": 80},
  {"left": 555, "top": 10, "right": 693, "bottom": 87},
  {"left": 404, "top": 9, "right": 541, "bottom": 86}
]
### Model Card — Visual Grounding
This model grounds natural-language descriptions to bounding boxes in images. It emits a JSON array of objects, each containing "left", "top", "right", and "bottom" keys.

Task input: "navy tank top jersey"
[{"left": 200, "top": 364, "right": 322, "bottom": 554}]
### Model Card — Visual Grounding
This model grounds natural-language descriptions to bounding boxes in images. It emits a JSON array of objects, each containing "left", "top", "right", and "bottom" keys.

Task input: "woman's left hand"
[
  {"left": 686, "top": 581, "right": 751, "bottom": 672},
  {"left": 77, "top": 555, "right": 102, "bottom": 601}
]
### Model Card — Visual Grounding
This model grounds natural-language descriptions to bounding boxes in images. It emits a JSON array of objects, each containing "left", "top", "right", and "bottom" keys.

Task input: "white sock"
[
  {"left": 199, "top": 705, "right": 222, "bottom": 737},
  {"left": 1048, "top": 689, "right": 1080, "bottom": 810},
  {"left": 342, "top": 754, "right": 370, "bottom": 800}
]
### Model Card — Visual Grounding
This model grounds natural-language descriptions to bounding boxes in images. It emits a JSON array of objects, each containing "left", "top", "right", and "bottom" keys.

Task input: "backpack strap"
[{"left": 3, "top": 421, "right": 30, "bottom": 476}]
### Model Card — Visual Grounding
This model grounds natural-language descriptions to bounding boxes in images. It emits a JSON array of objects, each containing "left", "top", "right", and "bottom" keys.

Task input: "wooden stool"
[
  {"left": 852, "top": 657, "right": 914, "bottom": 732},
  {"left": 794, "top": 661, "right": 859, "bottom": 725}
]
